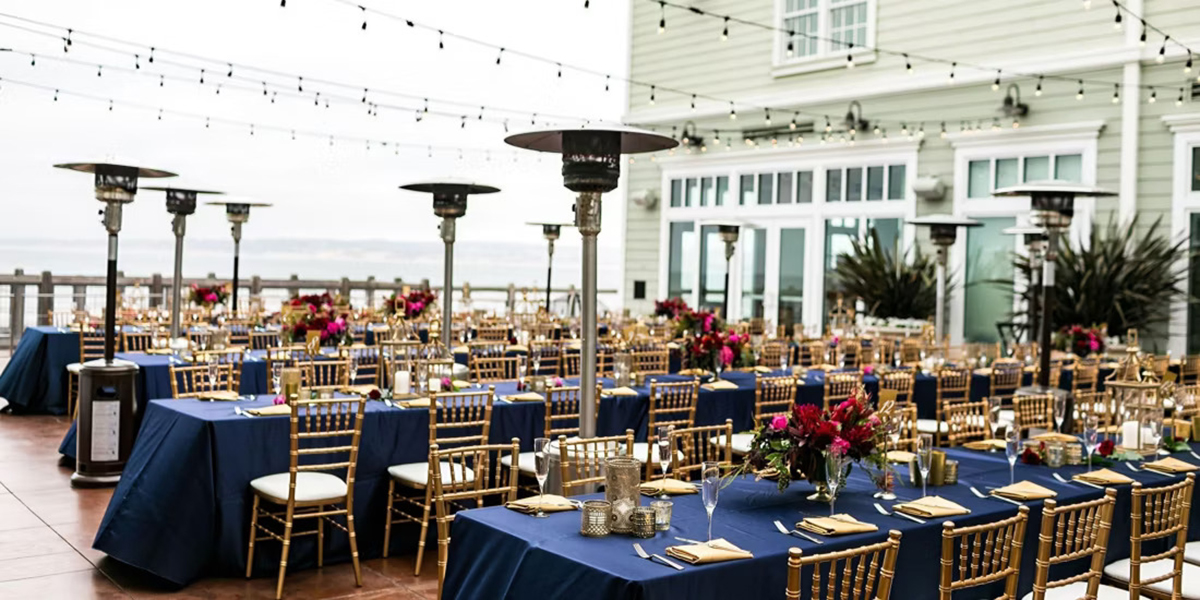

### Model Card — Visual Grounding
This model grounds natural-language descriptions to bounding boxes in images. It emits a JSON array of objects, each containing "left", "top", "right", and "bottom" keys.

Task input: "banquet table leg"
[
  {"left": 415, "top": 486, "right": 433, "bottom": 576},
  {"left": 245, "top": 495, "right": 260, "bottom": 578},
  {"left": 383, "top": 480, "right": 395, "bottom": 558}
]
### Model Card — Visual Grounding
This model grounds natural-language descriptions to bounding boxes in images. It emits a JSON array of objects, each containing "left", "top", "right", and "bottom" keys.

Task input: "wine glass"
[
  {"left": 655, "top": 425, "right": 673, "bottom": 499},
  {"left": 207, "top": 362, "right": 219, "bottom": 390},
  {"left": 701, "top": 461, "right": 720, "bottom": 541},
  {"left": 825, "top": 450, "right": 849, "bottom": 516},
  {"left": 1053, "top": 394, "right": 1067, "bottom": 434},
  {"left": 986, "top": 396, "right": 1002, "bottom": 440},
  {"left": 1083, "top": 415, "right": 1099, "bottom": 473},
  {"left": 1005, "top": 425, "right": 1020, "bottom": 485},
  {"left": 533, "top": 437, "right": 550, "bottom": 519},
  {"left": 1148, "top": 415, "right": 1165, "bottom": 456},
  {"left": 916, "top": 434, "right": 933, "bottom": 498},
  {"left": 780, "top": 345, "right": 789, "bottom": 372},
  {"left": 348, "top": 356, "right": 359, "bottom": 386},
  {"left": 271, "top": 362, "right": 283, "bottom": 395}
]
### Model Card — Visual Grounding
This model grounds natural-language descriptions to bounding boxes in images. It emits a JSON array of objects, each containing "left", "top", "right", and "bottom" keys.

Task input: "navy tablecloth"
[
  {"left": 0, "top": 326, "right": 80, "bottom": 414},
  {"left": 443, "top": 444, "right": 1200, "bottom": 600}
]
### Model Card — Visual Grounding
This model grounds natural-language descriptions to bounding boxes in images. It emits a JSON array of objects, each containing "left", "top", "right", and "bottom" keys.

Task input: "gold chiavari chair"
[
  {"left": 499, "top": 385, "right": 601, "bottom": 480},
  {"left": 47, "top": 309, "right": 75, "bottom": 328},
  {"left": 892, "top": 404, "right": 919, "bottom": 451},
  {"left": 1175, "top": 384, "right": 1200, "bottom": 424},
  {"left": 562, "top": 347, "right": 615, "bottom": 379},
  {"left": 249, "top": 330, "right": 281, "bottom": 351},
  {"left": 1013, "top": 393, "right": 1054, "bottom": 438},
  {"left": 195, "top": 347, "right": 247, "bottom": 390},
  {"left": 186, "top": 328, "right": 215, "bottom": 350},
  {"left": 755, "top": 375, "right": 798, "bottom": 424},
  {"left": 1181, "top": 355, "right": 1200, "bottom": 385},
  {"left": 120, "top": 330, "right": 154, "bottom": 352},
  {"left": 799, "top": 340, "right": 825, "bottom": 367},
  {"left": 558, "top": 431, "right": 635, "bottom": 497},
  {"left": 1150, "top": 355, "right": 1171, "bottom": 381},
  {"left": 529, "top": 339, "right": 563, "bottom": 377},
  {"left": 66, "top": 328, "right": 107, "bottom": 418},
  {"left": 430, "top": 440, "right": 520, "bottom": 599},
  {"left": 758, "top": 340, "right": 786, "bottom": 369},
  {"left": 944, "top": 400, "right": 989, "bottom": 446},
  {"left": 244, "top": 396, "right": 366, "bottom": 599},
  {"left": 1102, "top": 475, "right": 1198, "bottom": 599},
  {"left": 786, "top": 530, "right": 903, "bottom": 600},
  {"left": 925, "top": 367, "right": 971, "bottom": 445},
  {"left": 1071, "top": 390, "right": 1115, "bottom": 434},
  {"left": 303, "top": 360, "right": 349, "bottom": 392},
  {"left": 823, "top": 371, "right": 863, "bottom": 411},
  {"left": 631, "top": 349, "right": 670, "bottom": 375},
  {"left": 466, "top": 340, "right": 508, "bottom": 357},
  {"left": 879, "top": 368, "right": 916, "bottom": 406},
  {"left": 939, "top": 507, "right": 1030, "bottom": 600},
  {"left": 470, "top": 355, "right": 522, "bottom": 383},
  {"left": 168, "top": 363, "right": 235, "bottom": 398},
  {"left": 838, "top": 338, "right": 862, "bottom": 369},
  {"left": 670, "top": 420, "right": 733, "bottom": 481},
  {"left": 900, "top": 338, "right": 924, "bottom": 366},
  {"left": 989, "top": 361, "right": 1024, "bottom": 405},
  {"left": 379, "top": 340, "right": 424, "bottom": 390},
  {"left": 1028, "top": 489, "right": 1118, "bottom": 600},
  {"left": 640, "top": 380, "right": 699, "bottom": 479},
  {"left": 339, "top": 345, "right": 380, "bottom": 386},
  {"left": 476, "top": 323, "right": 509, "bottom": 342},
  {"left": 1071, "top": 358, "right": 1100, "bottom": 395},
  {"left": 226, "top": 320, "right": 251, "bottom": 347},
  {"left": 383, "top": 387, "right": 495, "bottom": 575}
]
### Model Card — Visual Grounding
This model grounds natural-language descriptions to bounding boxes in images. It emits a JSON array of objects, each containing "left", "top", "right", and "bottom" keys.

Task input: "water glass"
[
  {"left": 207, "top": 362, "right": 219, "bottom": 390},
  {"left": 1004, "top": 425, "right": 1020, "bottom": 485},
  {"left": 701, "top": 461, "right": 720, "bottom": 541},
  {"left": 1083, "top": 415, "right": 1099, "bottom": 472},
  {"left": 986, "top": 396, "right": 1002, "bottom": 439},
  {"left": 651, "top": 500, "right": 673, "bottom": 531},
  {"left": 916, "top": 434, "right": 933, "bottom": 498}
]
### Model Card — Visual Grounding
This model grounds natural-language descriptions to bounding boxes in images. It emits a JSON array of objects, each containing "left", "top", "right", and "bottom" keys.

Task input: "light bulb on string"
[
  {"left": 1149, "top": 87, "right": 1157, "bottom": 103},
  {"left": 691, "top": 94, "right": 696, "bottom": 112},
  {"left": 557, "top": 63, "right": 562, "bottom": 78},
  {"left": 991, "top": 118, "right": 1001, "bottom": 131},
  {"left": 940, "top": 122, "right": 947, "bottom": 139},
  {"left": 30, "top": 54, "right": 34, "bottom": 67},
  {"left": 298, "top": 77, "right": 303, "bottom": 92},
  {"left": 992, "top": 70, "right": 1001, "bottom": 91},
  {"left": 1076, "top": 80, "right": 1084, "bottom": 100},
  {"left": 846, "top": 43, "right": 855, "bottom": 68},
  {"left": 872, "top": 125, "right": 881, "bottom": 136},
  {"left": 1177, "top": 88, "right": 1185, "bottom": 106},
  {"left": 496, "top": 48, "right": 503, "bottom": 65},
  {"left": 360, "top": 5, "right": 367, "bottom": 30},
  {"left": 764, "top": 108, "right": 771, "bottom": 126},
  {"left": 790, "top": 112, "right": 798, "bottom": 130},
  {"left": 786, "top": 34, "right": 794, "bottom": 58},
  {"left": 148, "top": 47, "right": 154, "bottom": 64},
  {"left": 824, "top": 115, "right": 831, "bottom": 132},
  {"left": 134, "top": 54, "right": 140, "bottom": 69},
  {"left": 901, "top": 123, "right": 909, "bottom": 136},
  {"left": 948, "top": 62, "right": 956, "bottom": 84},
  {"left": 53, "top": 88, "right": 57, "bottom": 101},
  {"left": 438, "top": 30, "right": 444, "bottom": 49},
  {"left": 159, "top": 75, "right": 164, "bottom": 87},
  {"left": 658, "top": 2, "right": 666, "bottom": 34},
  {"left": 1035, "top": 76, "right": 1043, "bottom": 96},
  {"left": 1114, "top": 7, "right": 1122, "bottom": 30},
  {"left": 1187, "top": 54, "right": 1194, "bottom": 73},
  {"left": 1139, "top": 22, "right": 1147, "bottom": 47},
  {"left": 1012, "top": 118, "right": 1020, "bottom": 129},
  {"left": 649, "top": 85, "right": 655, "bottom": 105},
  {"left": 1157, "top": 36, "right": 1169, "bottom": 63},
  {"left": 1112, "top": 84, "right": 1120, "bottom": 103},
  {"left": 904, "top": 53, "right": 913, "bottom": 74},
  {"left": 721, "top": 17, "right": 729, "bottom": 41},
  {"left": 918, "top": 123, "right": 926, "bottom": 138},
  {"left": 605, "top": 75, "right": 610, "bottom": 91},
  {"left": 64, "top": 29, "right": 72, "bottom": 52},
  {"left": 227, "top": 63, "right": 233, "bottom": 77},
  {"left": 97, "top": 65, "right": 102, "bottom": 77},
  {"left": 729, "top": 102, "right": 737, "bottom": 120}
]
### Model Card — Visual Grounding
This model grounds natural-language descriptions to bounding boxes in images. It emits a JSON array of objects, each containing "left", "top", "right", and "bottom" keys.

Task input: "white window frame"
[
  {"left": 1163, "top": 113, "right": 1200, "bottom": 354},
  {"left": 947, "top": 120, "right": 1105, "bottom": 346},
  {"left": 773, "top": 0, "right": 877, "bottom": 77},
  {"left": 657, "top": 139, "right": 918, "bottom": 335}
]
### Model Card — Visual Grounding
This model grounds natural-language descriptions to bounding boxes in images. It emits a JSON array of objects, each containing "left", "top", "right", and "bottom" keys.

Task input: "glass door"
[
  {"left": 740, "top": 227, "right": 767, "bottom": 320},
  {"left": 777, "top": 227, "right": 806, "bottom": 331}
]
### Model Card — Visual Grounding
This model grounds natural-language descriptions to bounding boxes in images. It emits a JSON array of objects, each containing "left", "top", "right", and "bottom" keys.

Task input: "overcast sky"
[{"left": 0, "top": 0, "right": 631, "bottom": 254}]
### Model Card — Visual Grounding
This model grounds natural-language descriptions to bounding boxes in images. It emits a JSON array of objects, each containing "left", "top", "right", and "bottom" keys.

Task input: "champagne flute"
[
  {"left": 1005, "top": 425, "right": 1020, "bottom": 485},
  {"left": 916, "top": 434, "right": 933, "bottom": 498},
  {"left": 987, "top": 396, "right": 1002, "bottom": 441},
  {"left": 207, "top": 362, "right": 219, "bottom": 390},
  {"left": 1053, "top": 394, "right": 1066, "bottom": 434},
  {"left": 1083, "top": 415, "right": 1099, "bottom": 472},
  {"left": 1149, "top": 415, "right": 1165, "bottom": 456},
  {"left": 533, "top": 437, "right": 550, "bottom": 519},
  {"left": 825, "top": 450, "right": 848, "bottom": 516},
  {"left": 348, "top": 356, "right": 359, "bottom": 386},
  {"left": 271, "top": 362, "right": 283, "bottom": 395},
  {"left": 701, "top": 461, "right": 720, "bottom": 541},
  {"left": 656, "top": 425, "right": 673, "bottom": 499}
]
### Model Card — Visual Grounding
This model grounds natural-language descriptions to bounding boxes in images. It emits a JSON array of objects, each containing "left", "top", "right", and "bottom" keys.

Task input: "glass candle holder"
[
  {"left": 631, "top": 507, "right": 657, "bottom": 539},
  {"left": 651, "top": 500, "right": 673, "bottom": 531},
  {"left": 943, "top": 460, "right": 959, "bottom": 486},
  {"left": 580, "top": 500, "right": 611, "bottom": 537},
  {"left": 605, "top": 456, "right": 642, "bottom": 534},
  {"left": 1046, "top": 443, "right": 1066, "bottom": 468}
]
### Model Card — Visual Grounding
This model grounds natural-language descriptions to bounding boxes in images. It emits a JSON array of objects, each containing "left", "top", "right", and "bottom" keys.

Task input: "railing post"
[
  {"left": 420, "top": 278, "right": 430, "bottom": 291},
  {"left": 37, "top": 271, "right": 54, "bottom": 325},
  {"left": 365, "top": 276, "right": 376, "bottom": 307},
  {"left": 339, "top": 277, "right": 351, "bottom": 300},
  {"left": 506, "top": 283, "right": 516, "bottom": 314},
  {"left": 149, "top": 273, "right": 164, "bottom": 308},
  {"left": 11, "top": 269, "right": 25, "bottom": 344},
  {"left": 73, "top": 284, "right": 87, "bottom": 312},
  {"left": 250, "top": 275, "right": 262, "bottom": 296},
  {"left": 287, "top": 274, "right": 299, "bottom": 298}
]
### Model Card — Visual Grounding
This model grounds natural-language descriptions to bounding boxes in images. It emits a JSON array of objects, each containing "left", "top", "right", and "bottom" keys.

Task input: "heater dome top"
[
  {"left": 525, "top": 221, "right": 574, "bottom": 227},
  {"left": 993, "top": 180, "right": 1116, "bottom": 197},
  {"left": 1002, "top": 225, "right": 1048, "bottom": 237},
  {"left": 399, "top": 178, "right": 500, "bottom": 195},
  {"left": 207, "top": 199, "right": 273, "bottom": 208},
  {"left": 54, "top": 160, "right": 176, "bottom": 179},
  {"left": 907, "top": 214, "right": 983, "bottom": 228},
  {"left": 142, "top": 185, "right": 224, "bottom": 195},
  {"left": 504, "top": 121, "right": 678, "bottom": 155}
]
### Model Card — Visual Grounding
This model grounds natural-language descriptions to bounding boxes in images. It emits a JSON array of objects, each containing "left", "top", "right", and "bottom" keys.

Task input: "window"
[
  {"left": 964, "top": 217, "right": 1016, "bottom": 343},
  {"left": 967, "top": 153, "right": 1083, "bottom": 198},
  {"left": 667, "top": 223, "right": 695, "bottom": 298},
  {"left": 700, "top": 178, "right": 713, "bottom": 207},
  {"left": 826, "top": 170, "right": 842, "bottom": 202},
  {"left": 778, "top": 228, "right": 806, "bottom": 327},
  {"left": 684, "top": 178, "right": 698, "bottom": 207},
  {"left": 777, "top": 172, "right": 794, "bottom": 204},
  {"left": 866, "top": 166, "right": 884, "bottom": 201},
  {"left": 1192, "top": 147, "right": 1200, "bottom": 192},
  {"left": 670, "top": 179, "right": 682, "bottom": 208},
  {"left": 666, "top": 176, "right": 731, "bottom": 209},
  {"left": 715, "top": 176, "right": 729, "bottom": 206},
  {"left": 846, "top": 167, "right": 863, "bottom": 202},
  {"left": 740, "top": 175, "right": 754, "bottom": 205},
  {"left": 778, "top": 0, "right": 872, "bottom": 64},
  {"left": 797, "top": 171, "right": 814, "bottom": 203},
  {"left": 823, "top": 217, "right": 900, "bottom": 319},
  {"left": 699, "top": 225, "right": 726, "bottom": 311},
  {"left": 758, "top": 174, "right": 774, "bottom": 205},
  {"left": 1189, "top": 212, "right": 1200, "bottom": 352},
  {"left": 827, "top": 164, "right": 905, "bottom": 201},
  {"left": 742, "top": 228, "right": 767, "bottom": 319}
]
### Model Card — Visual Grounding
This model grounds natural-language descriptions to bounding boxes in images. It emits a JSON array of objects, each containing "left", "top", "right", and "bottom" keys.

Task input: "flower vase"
[
  {"left": 807, "top": 482, "right": 833, "bottom": 503},
  {"left": 803, "top": 454, "right": 833, "bottom": 502}
]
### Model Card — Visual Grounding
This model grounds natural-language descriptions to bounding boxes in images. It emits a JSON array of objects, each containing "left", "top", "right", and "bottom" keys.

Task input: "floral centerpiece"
[
  {"left": 672, "top": 307, "right": 722, "bottom": 339},
  {"left": 282, "top": 292, "right": 353, "bottom": 346},
  {"left": 683, "top": 329, "right": 753, "bottom": 372},
  {"left": 732, "top": 386, "right": 886, "bottom": 499},
  {"left": 654, "top": 297, "right": 689, "bottom": 319},
  {"left": 384, "top": 290, "right": 437, "bottom": 319},
  {"left": 1054, "top": 325, "right": 1105, "bottom": 356},
  {"left": 189, "top": 284, "right": 229, "bottom": 308}
]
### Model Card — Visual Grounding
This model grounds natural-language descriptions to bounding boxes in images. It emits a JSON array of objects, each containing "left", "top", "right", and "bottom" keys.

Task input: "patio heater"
[
  {"left": 143, "top": 185, "right": 223, "bottom": 339},
  {"left": 716, "top": 224, "right": 740, "bottom": 319},
  {"left": 1002, "top": 226, "right": 1048, "bottom": 346},
  {"left": 994, "top": 182, "right": 1115, "bottom": 390},
  {"left": 906, "top": 215, "right": 981, "bottom": 344},
  {"left": 53, "top": 159, "right": 176, "bottom": 487},
  {"left": 207, "top": 199, "right": 272, "bottom": 317},
  {"left": 527, "top": 222, "right": 573, "bottom": 312},
  {"left": 505, "top": 122, "right": 677, "bottom": 438},
  {"left": 400, "top": 179, "right": 500, "bottom": 349}
]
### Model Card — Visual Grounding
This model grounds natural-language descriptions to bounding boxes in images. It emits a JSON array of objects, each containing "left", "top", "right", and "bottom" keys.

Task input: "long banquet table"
[{"left": 443, "top": 444, "right": 1200, "bottom": 599}]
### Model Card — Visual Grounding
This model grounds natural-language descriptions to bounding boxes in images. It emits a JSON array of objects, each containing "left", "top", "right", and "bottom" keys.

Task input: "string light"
[
  {"left": 361, "top": 88, "right": 368, "bottom": 103},
  {"left": 1112, "top": 84, "right": 1120, "bottom": 103},
  {"left": 690, "top": 94, "right": 696, "bottom": 111},
  {"left": 1012, "top": 118, "right": 1020, "bottom": 129},
  {"left": 658, "top": 1, "right": 666, "bottom": 34},
  {"left": 872, "top": 125, "right": 881, "bottom": 136},
  {"left": 1177, "top": 88, "right": 1185, "bottom": 107},
  {"left": 438, "top": 30, "right": 444, "bottom": 49},
  {"left": 904, "top": 53, "right": 912, "bottom": 74},
  {"left": 1076, "top": 80, "right": 1084, "bottom": 100},
  {"left": 133, "top": 54, "right": 139, "bottom": 69},
  {"left": 992, "top": 70, "right": 1001, "bottom": 91},
  {"left": 96, "top": 65, "right": 101, "bottom": 77},
  {"left": 1139, "top": 21, "right": 1147, "bottom": 47},
  {"left": 721, "top": 16, "right": 728, "bottom": 41},
  {"left": 729, "top": 102, "right": 736, "bottom": 120},
  {"left": 764, "top": 108, "right": 771, "bottom": 126},
  {"left": 1157, "top": 36, "right": 1169, "bottom": 63},
  {"left": 605, "top": 75, "right": 610, "bottom": 91},
  {"left": 148, "top": 47, "right": 154, "bottom": 63},
  {"left": 786, "top": 33, "right": 794, "bottom": 58},
  {"left": 496, "top": 48, "right": 503, "bottom": 65},
  {"left": 948, "top": 62, "right": 956, "bottom": 84},
  {"left": 846, "top": 43, "right": 855, "bottom": 68},
  {"left": 1187, "top": 54, "right": 1194, "bottom": 74},
  {"left": 824, "top": 115, "right": 831, "bottom": 132},
  {"left": 1114, "top": 5, "right": 1122, "bottom": 30},
  {"left": 917, "top": 123, "right": 925, "bottom": 138},
  {"left": 226, "top": 63, "right": 232, "bottom": 77},
  {"left": 159, "top": 74, "right": 163, "bottom": 87},
  {"left": 1148, "top": 87, "right": 1157, "bottom": 103},
  {"left": 298, "top": 76, "right": 303, "bottom": 92},
  {"left": 790, "top": 112, "right": 797, "bottom": 130},
  {"left": 359, "top": 5, "right": 367, "bottom": 30},
  {"left": 940, "top": 122, "right": 947, "bottom": 139},
  {"left": 1035, "top": 76, "right": 1043, "bottom": 96},
  {"left": 649, "top": 85, "right": 656, "bottom": 105}
]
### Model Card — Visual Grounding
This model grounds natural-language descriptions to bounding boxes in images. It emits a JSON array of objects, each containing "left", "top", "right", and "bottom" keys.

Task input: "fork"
[
  {"left": 873, "top": 502, "right": 926, "bottom": 524},
  {"left": 233, "top": 407, "right": 255, "bottom": 418},
  {"left": 1054, "top": 472, "right": 1103, "bottom": 490},
  {"left": 1125, "top": 462, "right": 1142, "bottom": 473},
  {"left": 1189, "top": 450, "right": 1200, "bottom": 461},
  {"left": 773, "top": 519, "right": 823, "bottom": 544},
  {"left": 970, "top": 486, "right": 1023, "bottom": 506},
  {"left": 632, "top": 542, "right": 684, "bottom": 571}
]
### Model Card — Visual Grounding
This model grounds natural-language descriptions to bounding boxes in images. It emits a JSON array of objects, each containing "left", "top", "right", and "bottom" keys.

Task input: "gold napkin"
[
  {"left": 639, "top": 478, "right": 698, "bottom": 496},
  {"left": 1073, "top": 468, "right": 1134, "bottom": 485},
  {"left": 504, "top": 494, "right": 576, "bottom": 514},
  {"left": 887, "top": 450, "right": 917, "bottom": 464},
  {"left": 144, "top": 348, "right": 175, "bottom": 355},
  {"left": 506, "top": 392, "right": 545, "bottom": 402},
  {"left": 974, "top": 368, "right": 993, "bottom": 376},
  {"left": 198, "top": 390, "right": 241, "bottom": 401},
  {"left": 799, "top": 514, "right": 879, "bottom": 536},
  {"left": 391, "top": 392, "right": 422, "bottom": 401},
  {"left": 1032, "top": 432, "right": 1077, "bottom": 443},
  {"left": 991, "top": 481, "right": 1057, "bottom": 501},
  {"left": 702, "top": 380, "right": 739, "bottom": 391},
  {"left": 818, "top": 364, "right": 840, "bottom": 371},
  {"left": 565, "top": 341, "right": 583, "bottom": 351},
  {"left": 895, "top": 496, "right": 971, "bottom": 518},
  {"left": 678, "top": 368, "right": 711, "bottom": 377},
  {"left": 666, "top": 342, "right": 681, "bottom": 350},
  {"left": 247, "top": 404, "right": 293, "bottom": 416},
  {"left": 666, "top": 539, "right": 753, "bottom": 565},
  {"left": 601, "top": 386, "right": 639, "bottom": 397},
  {"left": 963, "top": 439, "right": 1008, "bottom": 451},
  {"left": 398, "top": 398, "right": 433, "bottom": 408},
  {"left": 506, "top": 344, "right": 529, "bottom": 353},
  {"left": 344, "top": 384, "right": 379, "bottom": 396},
  {"left": 1143, "top": 457, "right": 1200, "bottom": 474},
  {"left": 451, "top": 345, "right": 470, "bottom": 354}
]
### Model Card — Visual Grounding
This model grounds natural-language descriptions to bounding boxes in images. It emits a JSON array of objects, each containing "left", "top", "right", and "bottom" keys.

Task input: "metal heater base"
[{"left": 72, "top": 358, "right": 139, "bottom": 488}]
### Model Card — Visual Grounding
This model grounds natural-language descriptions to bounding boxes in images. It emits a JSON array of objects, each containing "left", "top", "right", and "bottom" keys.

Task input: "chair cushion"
[
  {"left": 630, "top": 443, "right": 684, "bottom": 465},
  {"left": 250, "top": 472, "right": 347, "bottom": 503},
  {"left": 710, "top": 433, "right": 755, "bottom": 455},
  {"left": 1103, "top": 557, "right": 1200, "bottom": 599},
  {"left": 499, "top": 451, "right": 537, "bottom": 474},
  {"left": 388, "top": 461, "right": 475, "bottom": 487},
  {"left": 916, "top": 419, "right": 949, "bottom": 434},
  {"left": 996, "top": 409, "right": 1015, "bottom": 425},
  {"left": 1186, "top": 541, "right": 1200, "bottom": 566},
  {"left": 1020, "top": 581, "right": 1128, "bottom": 600},
  {"left": 66, "top": 362, "right": 83, "bottom": 375}
]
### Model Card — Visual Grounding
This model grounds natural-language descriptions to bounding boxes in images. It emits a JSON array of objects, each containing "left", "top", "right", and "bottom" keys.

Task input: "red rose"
[
  {"left": 1020, "top": 446, "right": 1043, "bottom": 465},
  {"left": 368, "top": 389, "right": 381, "bottom": 400},
  {"left": 1097, "top": 439, "right": 1115, "bottom": 457}
]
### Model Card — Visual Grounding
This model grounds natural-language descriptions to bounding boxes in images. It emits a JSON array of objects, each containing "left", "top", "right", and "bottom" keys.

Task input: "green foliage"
[
  {"left": 1012, "top": 215, "right": 1192, "bottom": 340},
  {"left": 834, "top": 230, "right": 939, "bottom": 320}
]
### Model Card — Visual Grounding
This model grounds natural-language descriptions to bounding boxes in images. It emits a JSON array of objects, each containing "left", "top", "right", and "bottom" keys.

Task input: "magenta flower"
[
  {"left": 719, "top": 345, "right": 734, "bottom": 366},
  {"left": 830, "top": 437, "right": 850, "bottom": 456},
  {"left": 703, "top": 313, "right": 714, "bottom": 333},
  {"left": 831, "top": 335, "right": 840, "bottom": 345},
  {"left": 553, "top": 377, "right": 565, "bottom": 387},
  {"left": 727, "top": 332, "right": 740, "bottom": 344},
  {"left": 272, "top": 395, "right": 286, "bottom": 405},
  {"left": 863, "top": 364, "right": 874, "bottom": 375},
  {"left": 204, "top": 292, "right": 218, "bottom": 303},
  {"left": 440, "top": 376, "right": 452, "bottom": 390},
  {"left": 770, "top": 415, "right": 788, "bottom": 431},
  {"left": 1088, "top": 339, "right": 1099, "bottom": 351}
]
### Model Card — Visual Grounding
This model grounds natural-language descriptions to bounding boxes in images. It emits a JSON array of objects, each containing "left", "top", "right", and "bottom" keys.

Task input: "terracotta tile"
[
  {"left": 0, "top": 525, "right": 75, "bottom": 562},
  {"left": 120, "top": 559, "right": 403, "bottom": 600},
  {"left": 0, "top": 568, "right": 129, "bottom": 599},
  {"left": 0, "top": 549, "right": 95, "bottom": 583},
  {"left": 0, "top": 493, "right": 45, "bottom": 532},
  {"left": 50, "top": 520, "right": 108, "bottom": 566},
  {"left": 17, "top": 486, "right": 114, "bottom": 526}
]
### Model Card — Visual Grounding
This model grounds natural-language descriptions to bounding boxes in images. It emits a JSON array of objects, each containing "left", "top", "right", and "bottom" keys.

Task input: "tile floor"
[{"left": 0, "top": 412, "right": 438, "bottom": 599}]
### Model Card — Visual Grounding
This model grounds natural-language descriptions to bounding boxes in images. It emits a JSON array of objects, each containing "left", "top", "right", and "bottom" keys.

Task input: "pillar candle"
[{"left": 394, "top": 370, "right": 410, "bottom": 395}]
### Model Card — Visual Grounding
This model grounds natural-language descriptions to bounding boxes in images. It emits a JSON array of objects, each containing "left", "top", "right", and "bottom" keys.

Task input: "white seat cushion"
[
  {"left": 250, "top": 472, "right": 347, "bottom": 503},
  {"left": 66, "top": 362, "right": 83, "bottom": 375},
  {"left": 710, "top": 433, "right": 755, "bottom": 455},
  {"left": 499, "top": 451, "right": 537, "bottom": 474},
  {"left": 916, "top": 419, "right": 949, "bottom": 434},
  {"left": 630, "top": 443, "right": 684, "bottom": 465},
  {"left": 996, "top": 409, "right": 1015, "bottom": 425},
  {"left": 1020, "top": 581, "right": 1128, "bottom": 600},
  {"left": 1186, "top": 541, "right": 1200, "bottom": 566},
  {"left": 388, "top": 461, "right": 475, "bottom": 487},
  {"left": 1104, "top": 557, "right": 1200, "bottom": 599}
]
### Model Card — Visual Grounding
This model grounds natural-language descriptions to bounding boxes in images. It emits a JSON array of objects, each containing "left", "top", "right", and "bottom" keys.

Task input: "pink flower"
[
  {"left": 727, "top": 332, "right": 740, "bottom": 344},
  {"left": 703, "top": 314, "right": 714, "bottom": 333},
  {"left": 867, "top": 414, "right": 881, "bottom": 427},
  {"left": 770, "top": 415, "right": 788, "bottom": 431},
  {"left": 830, "top": 437, "right": 850, "bottom": 456},
  {"left": 440, "top": 377, "right": 452, "bottom": 390},
  {"left": 272, "top": 395, "right": 286, "bottom": 405},
  {"left": 831, "top": 335, "right": 840, "bottom": 345},
  {"left": 863, "top": 364, "right": 874, "bottom": 375},
  {"left": 719, "top": 345, "right": 734, "bottom": 366},
  {"left": 204, "top": 292, "right": 218, "bottom": 303},
  {"left": 1088, "top": 339, "right": 1099, "bottom": 351},
  {"left": 553, "top": 377, "right": 564, "bottom": 387}
]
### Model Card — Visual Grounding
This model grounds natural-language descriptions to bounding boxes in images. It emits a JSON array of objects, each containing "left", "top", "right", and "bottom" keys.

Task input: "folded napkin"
[
  {"left": 391, "top": 392, "right": 422, "bottom": 401},
  {"left": 974, "top": 368, "right": 993, "bottom": 376},
  {"left": 344, "top": 384, "right": 379, "bottom": 396},
  {"left": 818, "top": 364, "right": 841, "bottom": 371},
  {"left": 666, "top": 538, "right": 753, "bottom": 565},
  {"left": 1032, "top": 432, "right": 1077, "bottom": 443},
  {"left": 639, "top": 478, "right": 697, "bottom": 496},
  {"left": 451, "top": 345, "right": 470, "bottom": 354},
  {"left": 991, "top": 480, "right": 1056, "bottom": 501},
  {"left": 887, "top": 450, "right": 917, "bottom": 464},
  {"left": 398, "top": 398, "right": 433, "bottom": 408},
  {"left": 505, "top": 392, "right": 545, "bottom": 402},
  {"left": 143, "top": 348, "right": 175, "bottom": 355},
  {"left": 1143, "top": 457, "right": 1199, "bottom": 474},
  {"left": 504, "top": 494, "right": 576, "bottom": 514},
  {"left": 506, "top": 344, "right": 529, "bottom": 353},
  {"left": 678, "top": 368, "right": 711, "bottom": 377},
  {"left": 198, "top": 390, "right": 241, "bottom": 401},
  {"left": 1073, "top": 468, "right": 1134, "bottom": 485},
  {"left": 601, "top": 386, "right": 639, "bottom": 397},
  {"left": 702, "top": 380, "right": 739, "bottom": 391},
  {"left": 895, "top": 496, "right": 971, "bottom": 518},
  {"left": 666, "top": 342, "right": 680, "bottom": 350},
  {"left": 798, "top": 514, "right": 879, "bottom": 537},
  {"left": 246, "top": 404, "right": 293, "bottom": 417},
  {"left": 565, "top": 341, "right": 583, "bottom": 351},
  {"left": 1099, "top": 362, "right": 1120, "bottom": 370},
  {"left": 963, "top": 439, "right": 1008, "bottom": 451}
]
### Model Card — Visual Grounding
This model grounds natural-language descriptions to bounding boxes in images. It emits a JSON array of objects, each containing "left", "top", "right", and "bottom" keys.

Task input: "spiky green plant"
[
  {"left": 1012, "top": 215, "right": 1192, "bottom": 339},
  {"left": 834, "top": 230, "right": 939, "bottom": 320}
]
